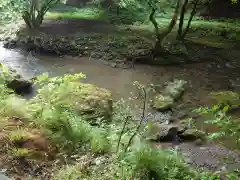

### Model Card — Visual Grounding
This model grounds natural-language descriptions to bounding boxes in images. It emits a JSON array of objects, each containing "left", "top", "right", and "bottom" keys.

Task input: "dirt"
[{"left": 0, "top": 117, "right": 58, "bottom": 179}]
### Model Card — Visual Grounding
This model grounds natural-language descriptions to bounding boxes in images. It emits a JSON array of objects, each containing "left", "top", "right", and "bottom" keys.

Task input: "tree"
[
  {"left": 147, "top": 0, "right": 201, "bottom": 56},
  {"left": 0, "top": 0, "right": 62, "bottom": 29}
]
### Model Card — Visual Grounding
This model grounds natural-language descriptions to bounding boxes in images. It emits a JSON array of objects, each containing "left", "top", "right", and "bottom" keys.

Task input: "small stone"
[
  {"left": 194, "top": 138, "right": 204, "bottom": 146},
  {"left": 111, "top": 62, "right": 117, "bottom": 68},
  {"left": 94, "top": 157, "right": 106, "bottom": 166},
  {"left": 225, "top": 63, "right": 235, "bottom": 68}
]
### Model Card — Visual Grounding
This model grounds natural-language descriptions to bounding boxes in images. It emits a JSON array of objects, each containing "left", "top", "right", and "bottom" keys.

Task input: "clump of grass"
[
  {"left": 8, "top": 129, "right": 29, "bottom": 145},
  {"left": 90, "top": 127, "right": 110, "bottom": 154},
  {"left": 11, "top": 148, "right": 34, "bottom": 159},
  {"left": 118, "top": 140, "right": 197, "bottom": 179}
]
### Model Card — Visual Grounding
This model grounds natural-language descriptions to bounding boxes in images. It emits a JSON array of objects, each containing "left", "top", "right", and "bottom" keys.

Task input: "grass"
[
  {"left": 46, "top": 7, "right": 105, "bottom": 21},
  {"left": 44, "top": 5, "right": 240, "bottom": 49}
]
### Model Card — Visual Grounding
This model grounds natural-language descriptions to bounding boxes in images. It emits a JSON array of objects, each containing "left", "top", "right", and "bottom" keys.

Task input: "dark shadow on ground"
[{"left": 39, "top": 19, "right": 116, "bottom": 35}]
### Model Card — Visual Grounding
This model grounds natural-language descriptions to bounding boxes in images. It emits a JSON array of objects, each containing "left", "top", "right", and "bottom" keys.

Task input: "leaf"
[
  {"left": 222, "top": 105, "right": 230, "bottom": 113},
  {"left": 208, "top": 132, "right": 225, "bottom": 140}
]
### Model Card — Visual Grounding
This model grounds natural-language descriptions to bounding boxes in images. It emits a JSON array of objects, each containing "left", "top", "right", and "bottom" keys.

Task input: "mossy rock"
[
  {"left": 146, "top": 122, "right": 186, "bottom": 142},
  {"left": 152, "top": 94, "right": 174, "bottom": 111},
  {"left": 152, "top": 79, "right": 187, "bottom": 111},
  {"left": 163, "top": 79, "right": 187, "bottom": 100},
  {"left": 209, "top": 91, "right": 240, "bottom": 109},
  {"left": 0, "top": 64, "right": 32, "bottom": 94},
  {"left": 179, "top": 129, "right": 205, "bottom": 141},
  {"left": 72, "top": 84, "right": 113, "bottom": 123}
]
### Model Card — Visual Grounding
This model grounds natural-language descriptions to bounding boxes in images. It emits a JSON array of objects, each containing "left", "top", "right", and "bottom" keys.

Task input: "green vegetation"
[
  {"left": 195, "top": 91, "right": 240, "bottom": 148},
  {"left": 0, "top": 64, "right": 238, "bottom": 179}
]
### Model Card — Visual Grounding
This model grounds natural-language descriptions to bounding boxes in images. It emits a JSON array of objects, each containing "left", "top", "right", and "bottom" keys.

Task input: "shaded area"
[{"left": 201, "top": 0, "right": 240, "bottom": 19}]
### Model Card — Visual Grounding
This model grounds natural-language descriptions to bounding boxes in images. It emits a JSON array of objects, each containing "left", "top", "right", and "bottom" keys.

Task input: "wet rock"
[
  {"left": 0, "top": 64, "right": 32, "bottom": 95},
  {"left": 152, "top": 79, "right": 187, "bottom": 111},
  {"left": 152, "top": 94, "right": 174, "bottom": 111},
  {"left": 146, "top": 123, "right": 178, "bottom": 141},
  {"left": 146, "top": 122, "right": 186, "bottom": 142},
  {"left": 3, "top": 40, "right": 16, "bottom": 49},
  {"left": 179, "top": 129, "right": 205, "bottom": 141},
  {"left": 162, "top": 79, "right": 187, "bottom": 100}
]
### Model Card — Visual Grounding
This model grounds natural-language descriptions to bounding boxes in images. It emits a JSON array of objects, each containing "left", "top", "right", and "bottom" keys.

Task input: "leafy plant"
[
  {"left": 195, "top": 103, "right": 240, "bottom": 147},
  {"left": 0, "top": 0, "right": 62, "bottom": 28}
]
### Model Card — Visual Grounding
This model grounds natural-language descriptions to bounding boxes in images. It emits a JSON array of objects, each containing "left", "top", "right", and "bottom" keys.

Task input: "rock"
[
  {"left": 0, "top": 64, "right": 32, "bottom": 95},
  {"left": 146, "top": 123, "right": 185, "bottom": 142},
  {"left": 194, "top": 138, "right": 204, "bottom": 146},
  {"left": 162, "top": 79, "right": 187, "bottom": 100},
  {"left": 152, "top": 79, "right": 187, "bottom": 111},
  {"left": 152, "top": 94, "right": 174, "bottom": 111},
  {"left": 209, "top": 91, "right": 240, "bottom": 110},
  {"left": 65, "top": 84, "right": 112, "bottom": 123},
  {"left": 179, "top": 129, "right": 205, "bottom": 141}
]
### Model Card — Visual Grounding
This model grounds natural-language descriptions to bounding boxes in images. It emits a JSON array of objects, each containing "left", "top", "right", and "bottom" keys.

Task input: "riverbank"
[
  {"left": 1, "top": 43, "right": 240, "bottom": 179},
  {"left": 0, "top": 8, "right": 239, "bottom": 67},
  {"left": 0, "top": 63, "right": 239, "bottom": 179}
]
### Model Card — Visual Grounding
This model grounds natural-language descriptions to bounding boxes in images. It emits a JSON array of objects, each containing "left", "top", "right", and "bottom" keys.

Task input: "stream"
[{"left": 1, "top": 43, "right": 240, "bottom": 174}]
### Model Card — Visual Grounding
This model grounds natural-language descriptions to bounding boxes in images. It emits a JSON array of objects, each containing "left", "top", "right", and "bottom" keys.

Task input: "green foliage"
[
  {"left": 90, "top": 127, "right": 110, "bottom": 153},
  {"left": 195, "top": 102, "right": 240, "bottom": 147},
  {"left": 116, "top": 139, "right": 196, "bottom": 179},
  {"left": 0, "top": 0, "right": 62, "bottom": 28},
  {"left": 0, "top": 69, "right": 239, "bottom": 179},
  {"left": 26, "top": 73, "right": 111, "bottom": 153},
  {"left": 52, "top": 165, "right": 86, "bottom": 180}
]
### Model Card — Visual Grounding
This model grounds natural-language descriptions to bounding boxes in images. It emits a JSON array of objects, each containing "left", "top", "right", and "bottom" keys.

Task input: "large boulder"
[
  {"left": 145, "top": 121, "right": 205, "bottom": 142},
  {"left": 0, "top": 64, "right": 32, "bottom": 94},
  {"left": 152, "top": 79, "right": 187, "bottom": 111},
  {"left": 73, "top": 84, "right": 113, "bottom": 123},
  {"left": 35, "top": 82, "right": 113, "bottom": 124}
]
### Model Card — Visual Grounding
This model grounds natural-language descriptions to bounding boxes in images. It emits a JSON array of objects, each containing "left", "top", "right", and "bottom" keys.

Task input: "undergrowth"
[{"left": 0, "top": 65, "right": 239, "bottom": 179}]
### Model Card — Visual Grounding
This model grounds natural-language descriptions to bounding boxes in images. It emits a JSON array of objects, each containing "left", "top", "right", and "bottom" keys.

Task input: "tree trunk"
[
  {"left": 177, "top": 0, "right": 189, "bottom": 40},
  {"left": 148, "top": 0, "right": 182, "bottom": 55},
  {"left": 182, "top": 0, "right": 200, "bottom": 39}
]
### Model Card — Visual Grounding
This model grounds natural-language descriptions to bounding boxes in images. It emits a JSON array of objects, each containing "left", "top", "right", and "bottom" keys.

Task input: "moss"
[
  {"left": 8, "top": 129, "right": 30, "bottom": 145},
  {"left": 11, "top": 148, "right": 35, "bottom": 159}
]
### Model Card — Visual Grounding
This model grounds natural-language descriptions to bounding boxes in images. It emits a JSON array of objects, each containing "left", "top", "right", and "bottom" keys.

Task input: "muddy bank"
[{"left": 1, "top": 19, "right": 239, "bottom": 68}]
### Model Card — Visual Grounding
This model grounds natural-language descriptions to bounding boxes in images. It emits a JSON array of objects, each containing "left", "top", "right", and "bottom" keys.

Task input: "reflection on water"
[{"left": 0, "top": 43, "right": 169, "bottom": 100}]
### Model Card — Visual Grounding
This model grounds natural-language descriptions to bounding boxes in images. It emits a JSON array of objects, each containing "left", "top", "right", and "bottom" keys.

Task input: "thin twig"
[
  {"left": 124, "top": 87, "right": 147, "bottom": 152},
  {"left": 116, "top": 116, "right": 131, "bottom": 152}
]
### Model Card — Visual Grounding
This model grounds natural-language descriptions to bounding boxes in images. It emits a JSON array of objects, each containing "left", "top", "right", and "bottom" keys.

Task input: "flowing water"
[{"left": 1, "top": 43, "right": 240, "bottom": 172}]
